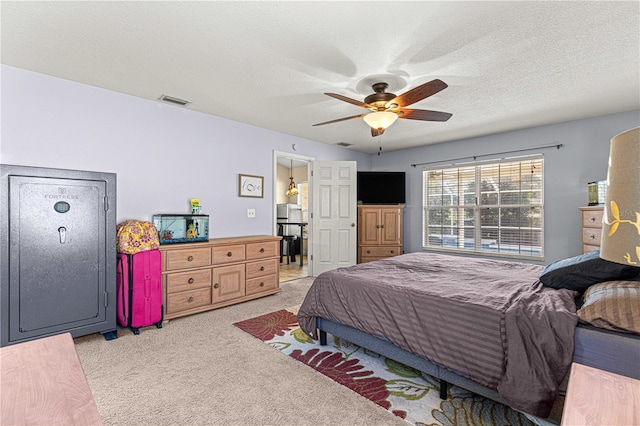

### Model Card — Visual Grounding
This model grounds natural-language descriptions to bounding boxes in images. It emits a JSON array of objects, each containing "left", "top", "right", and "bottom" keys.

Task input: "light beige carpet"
[{"left": 74, "top": 278, "right": 407, "bottom": 426}]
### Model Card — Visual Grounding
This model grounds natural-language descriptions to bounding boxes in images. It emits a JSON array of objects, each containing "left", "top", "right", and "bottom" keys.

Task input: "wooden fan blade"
[
  {"left": 390, "top": 79, "right": 448, "bottom": 108},
  {"left": 313, "top": 114, "right": 366, "bottom": 126},
  {"left": 398, "top": 109, "right": 452, "bottom": 122},
  {"left": 371, "top": 127, "right": 385, "bottom": 137},
  {"left": 325, "top": 93, "right": 371, "bottom": 109}
]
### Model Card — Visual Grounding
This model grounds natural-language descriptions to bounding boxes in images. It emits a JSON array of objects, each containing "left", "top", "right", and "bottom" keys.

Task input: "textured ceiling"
[{"left": 2, "top": 1, "right": 639, "bottom": 154}]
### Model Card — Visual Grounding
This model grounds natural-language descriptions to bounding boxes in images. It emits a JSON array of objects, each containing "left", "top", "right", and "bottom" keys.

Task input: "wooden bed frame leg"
[
  {"left": 439, "top": 379, "right": 448, "bottom": 399},
  {"left": 319, "top": 330, "right": 327, "bottom": 346}
]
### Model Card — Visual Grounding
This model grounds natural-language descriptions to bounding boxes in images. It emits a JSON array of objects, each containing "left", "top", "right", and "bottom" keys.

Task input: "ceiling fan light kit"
[
  {"left": 363, "top": 111, "right": 398, "bottom": 130},
  {"left": 313, "top": 78, "right": 452, "bottom": 137}
]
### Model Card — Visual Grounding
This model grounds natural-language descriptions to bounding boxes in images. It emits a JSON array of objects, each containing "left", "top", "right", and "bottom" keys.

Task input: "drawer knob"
[
  {"left": 590, "top": 217, "right": 596, "bottom": 222},
  {"left": 187, "top": 296, "right": 194, "bottom": 303},
  {"left": 260, "top": 248, "right": 265, "bottom": 253},
  {"left": 260, "top": 266, "right": 265, "bottom": 271},
  {"left": 187, "top": 255, "right": 194, "bottom": 262},
  {"left": 259, "top": 282, "right": 265, "bottom": 287},
  {"left": 590, "top": 234, "right": 595, "bottom": 239},
  {"left": 188, "top": 277, "right": 194, "bottom": 284},
  {"left": 390, "top": 250, "right": 394, "bottom": 254},
  {"left": 227, "top": 251, "right": 233, "bottom": 257},
  {"left": 366, "top": 250, "right": 371, "bottom": 254},
  {"left": 214, "top": 283, "right": 220, "bottom": 289}
]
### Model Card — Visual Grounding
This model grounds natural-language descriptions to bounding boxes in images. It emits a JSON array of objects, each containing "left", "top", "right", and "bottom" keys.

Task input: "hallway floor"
[{"left": 279, "top": 255, "right": 308, "bottom": 282}]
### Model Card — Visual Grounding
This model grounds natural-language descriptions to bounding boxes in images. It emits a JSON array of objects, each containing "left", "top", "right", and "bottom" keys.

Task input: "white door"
[{"left": 309, "top": 161, "right": 357, "bottom": 276}]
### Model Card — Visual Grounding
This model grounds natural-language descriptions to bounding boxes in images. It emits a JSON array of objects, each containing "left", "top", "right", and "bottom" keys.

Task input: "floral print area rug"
[{"left": 233, "top": 307, "right": 534, "bottom": 426}]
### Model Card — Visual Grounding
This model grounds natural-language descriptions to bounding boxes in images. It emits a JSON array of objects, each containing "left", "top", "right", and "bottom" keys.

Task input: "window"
[{"left": 422, "top": 156, "right": 543, "bottom": 258}]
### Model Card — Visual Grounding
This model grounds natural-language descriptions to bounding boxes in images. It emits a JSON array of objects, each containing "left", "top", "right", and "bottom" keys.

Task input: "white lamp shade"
[
  {"left": 363, "top": 111, "right": 398, "bottom": 130},
  {"left": 600, "top": 126, "right": 640, "bottom": 266}
]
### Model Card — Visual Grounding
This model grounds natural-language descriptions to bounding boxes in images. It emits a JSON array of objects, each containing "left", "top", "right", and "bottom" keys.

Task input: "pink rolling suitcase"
[{"left": 116, "top": 250, "right": 163, "bottom": 335}]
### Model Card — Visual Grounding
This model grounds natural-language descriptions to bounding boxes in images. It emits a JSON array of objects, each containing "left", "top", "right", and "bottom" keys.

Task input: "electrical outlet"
[{"left": 247, "top": 208, "right": 256, "bottom": 218}]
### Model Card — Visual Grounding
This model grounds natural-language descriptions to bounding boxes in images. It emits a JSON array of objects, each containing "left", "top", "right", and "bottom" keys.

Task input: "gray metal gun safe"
[{"left": 1, "top": 164, "right": 117, "bottom": 346}]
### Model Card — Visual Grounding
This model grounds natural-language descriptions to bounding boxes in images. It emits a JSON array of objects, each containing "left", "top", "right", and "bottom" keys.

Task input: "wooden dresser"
[
  {"left": 357, "top": 205, "right": 404, "bottom": 263},
  {"left": 579, "top": 206, "right": 604, "bottom": 253},
  {"left": 159, "top": 235, "right": 281, "bottom": 320}
]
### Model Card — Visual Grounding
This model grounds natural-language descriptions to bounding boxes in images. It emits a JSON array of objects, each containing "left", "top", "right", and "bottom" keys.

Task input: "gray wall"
[
  {"left": 1, "top": 65, "right": 370, "bottom": 238},
  {"left": 370, "top": 110, "right": 640, "bottom": 263}
]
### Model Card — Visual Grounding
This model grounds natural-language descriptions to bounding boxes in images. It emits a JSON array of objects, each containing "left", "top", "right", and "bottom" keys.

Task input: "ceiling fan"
[{"left": 313, "top": 79, "right": 452, "bottom": 137}]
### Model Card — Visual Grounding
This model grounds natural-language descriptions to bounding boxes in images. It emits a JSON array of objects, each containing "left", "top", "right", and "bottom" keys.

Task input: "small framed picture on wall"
[{"left": 238, "top": 174, "right": 264, "bottom": 198}]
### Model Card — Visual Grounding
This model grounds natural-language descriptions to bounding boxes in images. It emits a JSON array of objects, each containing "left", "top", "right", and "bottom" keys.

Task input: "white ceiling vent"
[
  {"left": 336, "top": 142, "right": 352, "bottom": 147},
  {"left": 158, "top": 94, "right": 191, "bottom": 106}
]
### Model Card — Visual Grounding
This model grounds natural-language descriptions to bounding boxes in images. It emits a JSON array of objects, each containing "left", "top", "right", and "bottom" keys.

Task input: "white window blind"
[{"left": 423, "top": 156, "right": 544, "bottom": 258}]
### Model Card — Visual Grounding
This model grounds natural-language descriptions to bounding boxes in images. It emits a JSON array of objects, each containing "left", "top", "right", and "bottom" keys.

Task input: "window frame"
[{"left": 422, "top": 155, "right": 544, "bottom": 260}]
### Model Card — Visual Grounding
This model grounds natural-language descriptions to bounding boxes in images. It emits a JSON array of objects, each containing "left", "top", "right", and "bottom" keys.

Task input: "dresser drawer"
[
  {"left": 583, "top": 244, "right": 600, "bottom": 254},
  {"left": 212, "top": 244, "right": 246, "bottom": 265},
  {"left": 165, "top": 247, "right": 211, "bottom": 271},
  {"left": 166, "top": 269, "right": 211, "bottom": 294},
  {"left": 246, "top": 241, "right": 279, "bottom": 260},
  {"left": 246, "top": 274, "right": 278, "bottom": 296},
  {"left": 582, "top": 228, "right": 602, "bottom": 246},
  {"left": 360, "top": 246, "right": 402, "bottom": 257},
  {"left": 166, "top": 287, "right": 211, "bottom": 314},
  {"left": 359, "top": 256, "right": 390, "bottom": 263},
  {"left": 582, "top": 209, "right": 604, "bottom": 228},
  {"left": 246, "top": 258, "right": 278, "bottom": 279}
]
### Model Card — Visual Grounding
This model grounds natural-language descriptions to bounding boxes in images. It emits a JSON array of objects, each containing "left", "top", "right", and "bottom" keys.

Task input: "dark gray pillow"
[{"left": 540, "top": 250, "right": 640, "bottom": 292}]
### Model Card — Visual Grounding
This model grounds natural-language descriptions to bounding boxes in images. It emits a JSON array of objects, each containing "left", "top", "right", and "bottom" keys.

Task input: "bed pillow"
[
  {"left": 539, "top": 250, "right": 639, "bottom": 292},
  {"left": 577, "top": 280, "right": 640, "bottom": 334}
]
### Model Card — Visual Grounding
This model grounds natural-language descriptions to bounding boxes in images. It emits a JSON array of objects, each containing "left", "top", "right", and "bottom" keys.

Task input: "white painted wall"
[
  {"left": 1, "top": 65, "right": 370, "bottom": 238},
  {"left": 370, "top": 110, "right": 640, "bottom": 263}
]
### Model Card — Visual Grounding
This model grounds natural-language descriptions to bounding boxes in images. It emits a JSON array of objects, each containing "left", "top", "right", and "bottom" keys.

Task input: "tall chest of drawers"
[
  {"left": 579, "top": 206, "right": 604, "bottom": 254},
  {"left": 159, "top": 235, "right": 281, "bottom": 320}
]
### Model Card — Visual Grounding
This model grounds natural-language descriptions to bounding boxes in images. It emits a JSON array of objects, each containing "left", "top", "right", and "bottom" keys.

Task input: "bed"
[{"left": 297, "top": 252, "right": 640, "bottom": 419}]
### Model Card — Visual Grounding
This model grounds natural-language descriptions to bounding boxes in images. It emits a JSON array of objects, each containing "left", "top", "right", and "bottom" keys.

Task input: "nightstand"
[
  {"left": 561, "top": 362, "right": 640, "bottom": 425},
  {"left": 579, "top": 206, "right": 604, "bottom": 253}
]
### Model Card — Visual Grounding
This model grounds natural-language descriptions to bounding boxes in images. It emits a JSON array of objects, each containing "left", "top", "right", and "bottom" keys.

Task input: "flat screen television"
[{"left": 357, "top": 171, "right": 406, "bottom": 204}]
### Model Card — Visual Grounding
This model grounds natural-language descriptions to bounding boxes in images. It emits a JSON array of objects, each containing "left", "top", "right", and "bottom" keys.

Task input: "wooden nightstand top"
[{"left": 561, "top": 362, "right": 640, "bottom": 425}]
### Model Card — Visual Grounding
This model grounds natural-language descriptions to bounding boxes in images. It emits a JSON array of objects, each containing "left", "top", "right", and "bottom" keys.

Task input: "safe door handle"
[{"left": 58, "top": 227, "right": 67, "bottom": 244}]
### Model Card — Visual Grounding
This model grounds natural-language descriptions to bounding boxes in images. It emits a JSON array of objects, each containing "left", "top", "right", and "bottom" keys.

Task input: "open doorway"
[{"left": 273, "top": 151, "right": 314, "bottom": 282}]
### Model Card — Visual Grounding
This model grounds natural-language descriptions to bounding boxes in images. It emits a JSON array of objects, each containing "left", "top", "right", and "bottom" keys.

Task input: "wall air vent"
[
  {"left": 336, "top": 142, "right": 352, "bottom": 147},
  {"left": 158, "top": 95, "right": 191, "bottom": 106}
]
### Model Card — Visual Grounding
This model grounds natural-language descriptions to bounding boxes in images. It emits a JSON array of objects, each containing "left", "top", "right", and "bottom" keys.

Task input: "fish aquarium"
[{"left": 153, "top": 214, "right": 209, "bottom": 244}]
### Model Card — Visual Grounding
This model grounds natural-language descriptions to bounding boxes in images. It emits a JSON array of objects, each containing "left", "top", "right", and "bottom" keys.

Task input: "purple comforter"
[{"left": 297, "top": 252, "right": 578, "bottom": 417}]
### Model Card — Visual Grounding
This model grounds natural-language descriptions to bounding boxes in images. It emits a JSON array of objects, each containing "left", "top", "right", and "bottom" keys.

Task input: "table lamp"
[{"left": 600, "top": 126, "right": 640, "bottom": 266}]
